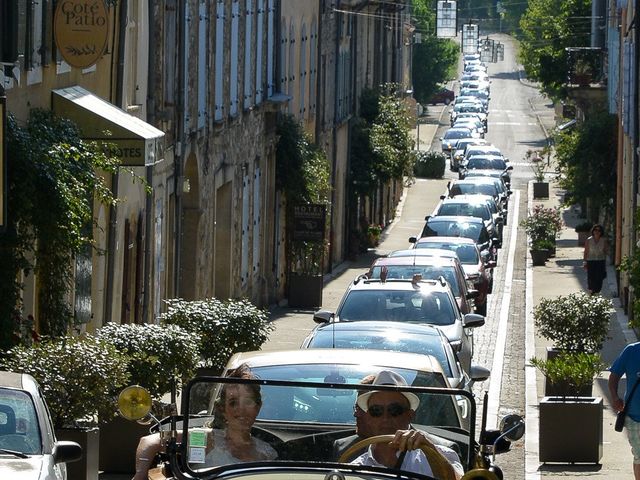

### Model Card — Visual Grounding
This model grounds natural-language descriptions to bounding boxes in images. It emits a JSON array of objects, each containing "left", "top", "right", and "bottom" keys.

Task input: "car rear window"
[{"left": 415, "top": 243, "right": 479, "bottom": 265}]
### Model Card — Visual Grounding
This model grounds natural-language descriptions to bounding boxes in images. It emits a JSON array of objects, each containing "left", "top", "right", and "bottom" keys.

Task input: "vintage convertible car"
[{"left": 119, "top": 350, "right": 524, "bottom": 480}]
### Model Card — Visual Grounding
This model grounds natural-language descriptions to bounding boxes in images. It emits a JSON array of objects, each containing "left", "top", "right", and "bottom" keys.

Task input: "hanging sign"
[
  {"left": 436, "top": 1, "right": 457, "bottom": 38},
  {"left": 292, "top": 205, "right": 326, "bottom": 242},
  {"left": 54, "top": 0, "right": 109, "bottom": 68}
]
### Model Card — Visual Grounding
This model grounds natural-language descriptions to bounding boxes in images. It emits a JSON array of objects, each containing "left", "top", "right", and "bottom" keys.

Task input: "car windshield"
[
  {"left": 0, "top": 388, "right": 42, "bottom": 454},
  {"left": 437, "top": 203, "right": 490, "bottom": 221},
  {"left": 444, "top": 129, "right": 471, "bottom": 139},
  {"left": 179, "top": 374, "right": 472, "bottom": 477},
  {"left": 466, "top": 158, "right": 507, "bottom": 170},
  {"left": 422, "top": 220, "right": 482, "bottom": 242},
  {"left": 450, "top": 183, "right": 498, "bottom": 198},
  {"left": 415, "top": 242, "right": 479, "bottom": 265},
  {"left": 338, "top": 289, "right": 456, "bottom": 326},
  {"left": 306, "top": 331, "right": 453, "bottom": 378},
  {"left": 368, "top": 265, "right": 461, "bottom": 296}
]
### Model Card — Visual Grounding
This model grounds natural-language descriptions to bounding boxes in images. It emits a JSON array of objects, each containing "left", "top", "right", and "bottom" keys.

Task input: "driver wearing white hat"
[{"left": 350, "top": 370, "right": 463, "bottom": 479}]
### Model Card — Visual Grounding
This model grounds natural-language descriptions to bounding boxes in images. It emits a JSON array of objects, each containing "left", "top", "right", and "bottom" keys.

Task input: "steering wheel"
[{"left": 338, "top": 434, "right": 458, "bottom": 480}]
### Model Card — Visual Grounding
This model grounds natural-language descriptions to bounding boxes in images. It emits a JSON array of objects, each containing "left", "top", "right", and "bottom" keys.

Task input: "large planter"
[
  {"left": 539, "top": 396, "right": 602, "bottom": 463},
  {"left": 99, "top": 416, "right": 150, "bottom": 473},
  {"left": 533, "top": 181, "right": 549, "bottom": 199},
  {"left": 288, "top": 273, "right": 323, "bottom": 309},
  {"left": 543, "top": 347, "right": 594, "bottom": 396},
  {"left": 530, "top": 249, "right": 548, "bottom": 266},
  {"left": 57, "top": 427, "right": 100, "bottom": 480}
]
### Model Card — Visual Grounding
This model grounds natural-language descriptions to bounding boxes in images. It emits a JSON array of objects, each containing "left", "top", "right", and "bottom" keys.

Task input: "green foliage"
[
  {"left": 531, "top": 237, "right": 555, "bottom": 251},
  {"left": 619, "top": 209, "right": 640, "bottom": 328},
  {"left": 521, "top": 204, "right": 563, "bottom": 242},
  {"left": 518, "top": 0, "right": 592, "bottom": 100},
  {"left": 159, "top": 298, "right": 274, "bottom": 373},
  {"left": 414, "top": 151, "right": 446, "bottom": 179},
  {"left": 412, "top": 32, "right": 459, "bottom": 104},
  {"left": 0, "top": 110, "right": 122, "bottom": 349},
  {"left": 530, "top": 352, "right": 606, "bottom": 395},
  {"left": 2, "top": 335, "right": 130, "bottom": 428},
  {"left": 275, "top": 114, "right": 331, "bottom": 206},
  {"left": 95, "top": 322, "right": 199, "bottom": 399},
  {"left": 533, "top": 292, "right": 612, "bottom": 353},
  {"left": 369, "top": 84, "right": 415, "bottom": 182},
  {"left": 553, "top": 112, "right": 617, "bottom": 218}
]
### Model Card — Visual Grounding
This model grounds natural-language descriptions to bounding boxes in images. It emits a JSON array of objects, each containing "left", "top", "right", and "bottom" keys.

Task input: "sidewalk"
[{"left": 527, "top": 177, "right": 637, "bottom": 479}]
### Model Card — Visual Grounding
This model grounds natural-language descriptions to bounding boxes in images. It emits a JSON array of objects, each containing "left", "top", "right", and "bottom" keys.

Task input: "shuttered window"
[{"left": 214, "top": 1, "right": 225, "bottom": 122}]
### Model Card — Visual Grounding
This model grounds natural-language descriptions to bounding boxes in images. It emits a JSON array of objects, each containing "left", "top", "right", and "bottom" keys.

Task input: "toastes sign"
[{"left": 54, "top": 0, "right": 109, "bottom": 69}]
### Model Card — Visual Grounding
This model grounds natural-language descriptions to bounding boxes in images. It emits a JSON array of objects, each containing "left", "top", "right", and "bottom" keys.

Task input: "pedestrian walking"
[
  {"left": 608, "top": 342, "right": 640, "bottom": 480},
  {"left": 583, "top": 223, "right": 608, "bottom": 294}
]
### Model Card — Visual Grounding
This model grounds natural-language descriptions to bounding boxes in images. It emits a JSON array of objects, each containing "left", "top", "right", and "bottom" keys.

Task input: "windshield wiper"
[{"left": 0, "top": 448, "right": 29, "bottom": 458}]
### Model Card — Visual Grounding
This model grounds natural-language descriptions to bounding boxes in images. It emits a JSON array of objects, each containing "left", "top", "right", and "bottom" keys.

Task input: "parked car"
[
  {"left": 406, "top": 236, "right": 496, "bottom": 312},
  {"left": 312, "top": 276, "right": 485, "bottom": 372},
  {"left": 414, "top": 215, "right": 497, "bottom": 266},
  {"left": 301, "top": 321, "right": 490, "bottom": 392},
  {"left": 461, "top": 144, "right": 506, "bottom": 166},
  {"left": 459, "top": 155, "right": 513, "bottom": 186},
  {"left": 450, "top": 103, "right": 487, "bottom": 127},
  {"left": 367, "top": 250, "right": 478, "bottom": 314},
  {"left": 0, "top": 371, "right": 82, "bottom": 480},
  {"left": 432, "top": 196, "right": 501, "bottom": 248},
  {"left": 450, "top": 138, "right": 488, "bottom": 172},
  {"left": 446, "top": 178, "right": 510, "bottom": 216},
  {"left": 440, "top": 127, "right": 477, "bottom": 152},
  {"left": 427, "top": 87, "right": 455, "bottom": 105}
]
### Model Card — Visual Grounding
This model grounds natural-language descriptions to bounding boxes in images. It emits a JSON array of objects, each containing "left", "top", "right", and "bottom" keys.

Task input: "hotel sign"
[{"left": 54, "top": 0, "right": 109, "bottom": 68}]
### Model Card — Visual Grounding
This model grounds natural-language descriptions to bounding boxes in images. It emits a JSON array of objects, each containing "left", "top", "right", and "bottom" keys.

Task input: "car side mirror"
[
  {"left": 53, "top": 440, "right": 83, "bottom": 464},
  {"left": 440, "top": 195, "right": 446, "bottom": 200},
  {"left": 507, "top": 190, "right": 513, "bottom": 195},
  {"left": 507, "top": 166, "right": 513, "bottom": 171},
  {"left": 470, "top": 364, "right": 491, "bottom": 382},
  {"left": 313, "top": 310, "right": 334, "bottom": 324},
  {"left": 463, "top": 313, "right": 485, "bottom": 328},
  {"left": 409, "top": 236, "right": 417, "bottom": 244}
]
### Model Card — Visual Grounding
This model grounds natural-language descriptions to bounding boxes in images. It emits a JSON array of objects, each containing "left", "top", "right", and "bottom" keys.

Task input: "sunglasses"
[{"left": 367, "top": 403, "right": 409, "bottom": 418}]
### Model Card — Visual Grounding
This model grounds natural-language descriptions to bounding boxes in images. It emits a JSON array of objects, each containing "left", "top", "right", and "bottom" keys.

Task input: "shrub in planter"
[
  {"left": 1, "top": 335, "right": 130, "bottom": 428},
  {"left": 414, "top": 151, "right": 446, "bottom": 179},
  {"left": 96, "top": 322, "right": 199, "bottom": 400},
  {"left": 533, "top": 292, "right": 612, "bottom": 353},
  {"left": 530, "top": 352, "right": 606, "bottom": 397},
  {"left": 531, "top": 237, "right": 555, "bottom": 252},
  {"left": 521, "top": 205, "right": 563, "bottom": 243},
  {"left": 159, "top": 298, "right": 274, "bottom": 373}
]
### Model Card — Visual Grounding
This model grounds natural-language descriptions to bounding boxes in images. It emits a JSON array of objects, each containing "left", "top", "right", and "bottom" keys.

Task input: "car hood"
[
  {"left": 0, "top": 456, "right": 54, "bottom": 480},
  {"left": 461, "top": 264, "right": 480, "bottom": 278}
]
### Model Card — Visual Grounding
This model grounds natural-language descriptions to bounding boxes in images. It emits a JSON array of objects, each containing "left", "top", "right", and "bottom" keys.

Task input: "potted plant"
[
  {"left": 367, "top": 223, "right": 383, "bottom": 247},
  {"left": 529, "top": 152, "right": 549, "bottom": 199},
  {"left": 2, "top": 335, "right": 130, "bottom": 480},
  {"left": 530, "top": 237, "right": 553, "bottom": 266},
  {"left": 533, "top": 292, "right": 612, "bottom": 356},
  {"left": 95, "top": 322, "right": 200, "bottom": 473},
  {"left": 575, "top": 220, "right": 593, "bottom": 246},
  {"left": 159, "top": 297, "right": 273, "bottom": 374},
  {"left": 530, "top": 352, "right": 606, "bottom": 463}
]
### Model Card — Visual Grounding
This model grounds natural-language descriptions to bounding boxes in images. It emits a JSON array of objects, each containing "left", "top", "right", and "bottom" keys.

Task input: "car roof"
[
  {"left": 414, "top": 236, "right": 476, "bottom": 245},
  {"left": 441, "top": 197, "right": 492, "bottom": 206},
  {"left": 313, "top": 320, "right": 444, "bottom": 337},
  {"left": 427, "top": 215, "right": 484, "bottom": 224},
  {"left": 227, "top": 348, "right": 446, "bottom": 375},
  {"left": 372, "top": 254, "right": 459, "bottom": 267}
]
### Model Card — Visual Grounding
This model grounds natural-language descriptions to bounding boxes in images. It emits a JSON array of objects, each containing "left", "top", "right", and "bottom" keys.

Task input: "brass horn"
[{"left": 461, "top": 468, "right": 501, "bottom": 480}]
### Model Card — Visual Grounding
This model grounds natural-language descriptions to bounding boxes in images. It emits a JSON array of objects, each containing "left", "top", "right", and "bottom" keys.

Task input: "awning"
[{"left": 52, "top": 86, "right": 164, "bottom": 167}]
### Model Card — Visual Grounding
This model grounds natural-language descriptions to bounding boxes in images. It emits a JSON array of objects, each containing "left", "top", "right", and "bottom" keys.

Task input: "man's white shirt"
[{"left": 351, "top": 444, "right": 464, "bottom": 477}]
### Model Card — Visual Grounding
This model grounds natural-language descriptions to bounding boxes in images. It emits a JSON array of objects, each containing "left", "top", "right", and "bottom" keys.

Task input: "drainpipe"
[
  {"left": 174, "top": 0, "right": 186, "bottom": 296},
  {"left": 104, "top": 0, "right": 128, "bottom": 324},
  {"left": 142, "top": 0, "right": 157, "bottom": 323}
]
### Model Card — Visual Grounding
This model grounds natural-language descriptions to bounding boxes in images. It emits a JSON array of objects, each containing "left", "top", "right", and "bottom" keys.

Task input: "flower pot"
[
  {"left": 57, "top": 427, "right": 100, "bottom": 480},
  {"left": 577, "top": 230, "right": 590, "bottom": 246},
  {"left": 533, "top": 181, "right": 549, "bottom": 199},
  {"left": 530, "top": 249, "right": 548, "bottom": 266},
  {"left": 99, "top": 416, "right": 150, "bottom": 473},
  {"left": 288, "top": 273, "right": 323, "bottom": 309},
  {"left": 539, "top": 396, "right": 602, "bottom": 463}
]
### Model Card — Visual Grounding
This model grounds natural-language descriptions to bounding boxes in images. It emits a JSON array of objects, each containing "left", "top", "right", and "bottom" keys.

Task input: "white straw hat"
[{"left": 356, "top": 370, "right": 420, "bottom": 412}]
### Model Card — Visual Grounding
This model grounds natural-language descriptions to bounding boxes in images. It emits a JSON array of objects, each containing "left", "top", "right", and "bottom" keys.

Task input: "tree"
[
  {"left": 411, "top": 0, "right": 459, "bottom": 104},
  {"left": 518, "top": 0, "right": 592, "bottom": 100},
  {"left": 553, "top": 111, "right": 616, "bottom": 220}
]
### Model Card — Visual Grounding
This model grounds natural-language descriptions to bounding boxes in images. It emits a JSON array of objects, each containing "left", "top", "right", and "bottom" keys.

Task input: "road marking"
[
  {"left": 491, "top": 122, "right": 538, "bottom": 126},
  {"left": 487, "top": 189, "right": 520, "bottom": 429},
  {"left": 525, "top": 181, "right": 541, "bottom": 480}
]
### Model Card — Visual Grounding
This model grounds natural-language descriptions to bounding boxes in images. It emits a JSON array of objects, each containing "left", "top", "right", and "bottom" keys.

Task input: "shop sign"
[
  {"left": 292, "top": 205, "right": 326, "bottom": 242},
  {"left": 54, "top": 0, "right": 109, "bottom": 68}
]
